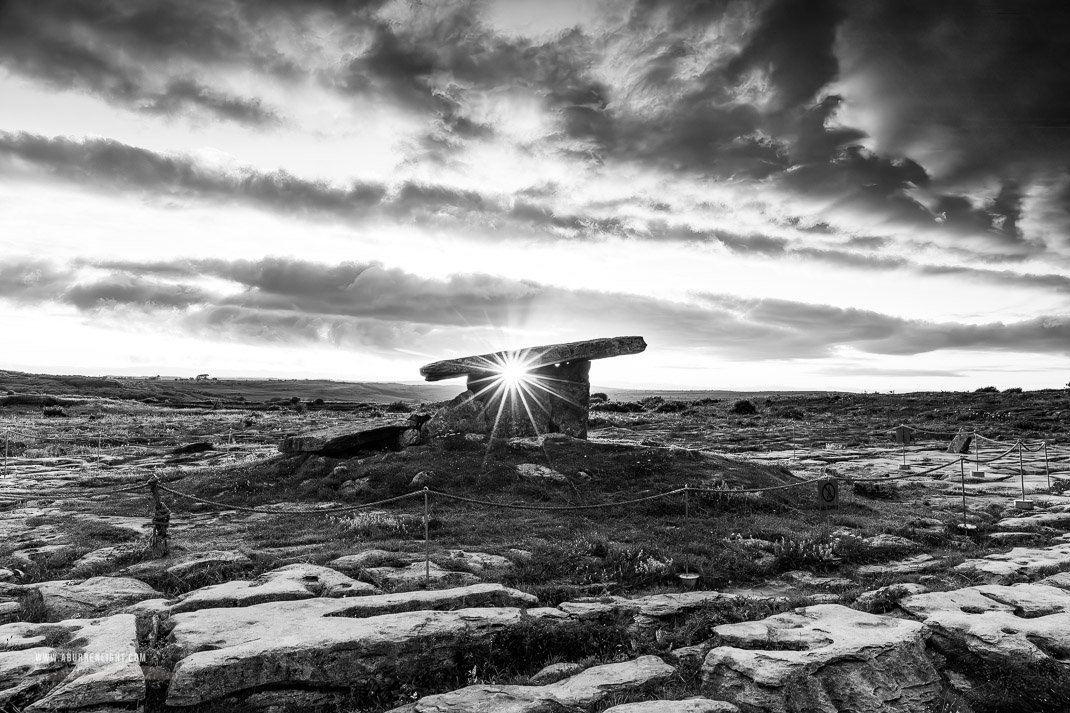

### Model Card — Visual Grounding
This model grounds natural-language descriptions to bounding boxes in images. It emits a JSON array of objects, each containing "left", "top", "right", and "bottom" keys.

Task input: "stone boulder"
[
  {"left": 279, "top": 416, "right": 426, "bottom": 456},
  {"left": 701, "top": 604, "right": 941, "bottom": 713},
  {"left": 0, "top": 614, "right": 144, "bottom": 711},
  {"left": 530, "top": 661, "right": 584, "bottom": 685},
  {"left": 424, "top": 391, "right": 489, "bottom": 438},
  {"left": 388, "top": 655, "right": 675, "bottom": 713}
]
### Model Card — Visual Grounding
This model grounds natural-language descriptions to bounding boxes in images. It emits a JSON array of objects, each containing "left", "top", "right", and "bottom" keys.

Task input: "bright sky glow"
[{"left": 0, "top": 0, "right": 1068, "bottom": 391}]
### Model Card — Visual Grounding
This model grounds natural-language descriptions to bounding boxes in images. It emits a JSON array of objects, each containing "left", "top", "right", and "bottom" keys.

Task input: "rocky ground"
[{"left": 1, "top": 387, "right": 1069, "bottom": 712}]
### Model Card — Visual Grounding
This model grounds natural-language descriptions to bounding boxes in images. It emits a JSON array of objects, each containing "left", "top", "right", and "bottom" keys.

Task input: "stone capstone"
[{"left": 701, "top": 604, "right": 941, "bottom": 713}]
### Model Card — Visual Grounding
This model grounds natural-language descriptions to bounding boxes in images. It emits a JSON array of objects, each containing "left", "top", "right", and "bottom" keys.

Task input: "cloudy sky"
[{"left": 1, "top": 0, "right": 1068, "bottom": 390}]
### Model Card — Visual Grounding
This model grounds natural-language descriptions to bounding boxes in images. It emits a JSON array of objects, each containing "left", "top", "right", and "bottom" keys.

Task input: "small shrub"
[
  {"left": 1003, "top": 386, "right": 1022, "bottom": 394},
  {"left": 590, "top": 392, "right": 608, "bottom": 403},
  {"left": 385, "top": 401, "right": 413, "bottom": 413},
  {"left": 590, "top": 401, "right": 643, "bottom": 413},
  {"left": 639, "top": 396, "right": 664, "bottom": 411},
  {"left": 653, "top": 400, "right": 688, "bottom": 413},
  {"left": 289, "top": 396, "right": 301, "bottom": 405},
  {"left": 42, "top": 406, "right": 68, "bottom": 418},
  {"left": 974, "top": 386, "right": 999, "bottom": 393},
  {"left": 730, "top": 399, "right": 757, "bottom": 415}
]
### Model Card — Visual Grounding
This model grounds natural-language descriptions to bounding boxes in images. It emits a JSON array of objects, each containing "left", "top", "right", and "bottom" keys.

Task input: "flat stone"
[
  {"left": 954, "top": 543, "right": 1070, "bottom": 582},
  {"left": 10, "top": 544, "right": 76, "bottom": 566},
  {"left": 604, "top": 700, "right": 740, "bottom": 713},
  {"left": 861, "top": 534, "right": 919, "bottom": 555},
  {"left": 854, "top": 583, "right": 929, "bottom": 612},
  {"left": 996, "top": 512, "right": 1070, "bottom": 531},
  {"left": 530, "top": 662, "right": 584, "bottom": 684},
  {"left": 0, "top": 614, "right": 144, "bottom": 711},
  {"left": 442, "top": 550, "right": 513, "bottom": 573},
  {"left": 32, "top": 577, "right": 162, "bottom": 620},
  {"left": 418, "top": 336, "right": 648, "bottom": 382},
  {"left": 0, "top": 602, "right": 20, "bottom": 625},
  {"left": 1038, "top": 571, "right": 1070, "bottom": 590},
  {"left": 778, "top": 570, "right": 853, "bottom": 590},
  {"left": 389, "top": 655, "right": 675, "bottom": 713},
  {"left": 857, "top": 554, "right": 942, "bottom": 577},
  {"left": 516, "top": 464, "right": 567, "bottom": 481},
  {"left": 986, "top": 531, "right": 1039, "bottom": 545},
  {"left": 0, "top": 569, "right": 13, "bottom": 582},
  {"left": 327, "top": 550, "right": 420, "bottom": 573},
  {"left": 130, "top": 550, "right": 254, "bottom": 580},
  {"left": 167, "top": 564, "right": 379, "bottom": 614},
  {"left": 363, "top": 561, "right": 480, "bottom": 590},
  {"left": 279, "top": 418, "right": 423, "bottom": 456},
  {"left": 701, "top": 604, "right": 941, "bottom": 713},
  {"left": 901, "top": 583, "right": 1070, "bottom": 665},
  {"left": 69, "top": 543, "right": 146, "bottom": 576},
  {"left": 166, "top": 603, "right": 537, "bottom": 706}
]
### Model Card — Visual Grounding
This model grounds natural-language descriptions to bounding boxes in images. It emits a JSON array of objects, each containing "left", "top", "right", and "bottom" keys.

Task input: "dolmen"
[{"left": 419, "top": 336, "right": 647, "bottom": 439}]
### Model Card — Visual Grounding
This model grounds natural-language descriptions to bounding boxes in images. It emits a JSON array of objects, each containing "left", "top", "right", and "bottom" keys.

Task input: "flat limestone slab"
[
  {"left": 701, "top": 604, "right": 940, "bottom": 713},
  {"left": 902, "top": 584, "right": 1070, "bottom": 664},
  {"left": 0, "top": 614, "right": 144, "bottom": 711},
  {"left": 954, "top": 543, "right": 1070, "bottom": 581},
  {"left": 388, "top": 656, "right": 675, "bottom": 712},
  {"left": 279, "top": 418, "right": 422, "bottom": 456},
  {"left": 419, "top": 336, "right": 647, "bottom": 381}
]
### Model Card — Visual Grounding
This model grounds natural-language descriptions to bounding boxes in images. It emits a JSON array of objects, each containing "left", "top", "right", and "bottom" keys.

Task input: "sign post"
[{"left": 894, "top": 426, "right": 912, "bottom": 471}]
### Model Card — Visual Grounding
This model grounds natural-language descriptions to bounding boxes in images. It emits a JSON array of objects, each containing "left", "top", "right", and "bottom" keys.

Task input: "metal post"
[
  {"left": 960, "top": 458, "right": 967, "bottom": 531},
  {"left": 1019, "top": 441, "right": 1026, "bottom": 501},
  {"left": 423, "top": 487, "right": 430, "bottom": 590},
  {"left": 684, "top": 485, "right": 689, "bottom": 518},
  {"left": 792, "top": 422, "right": 796, "bottom": 460},
  {"left": 1045, "top": 443, "right": 1051, "bottom": 491},
  {"left": 3, "top": 431, "right": 7, "bottom": 478}
]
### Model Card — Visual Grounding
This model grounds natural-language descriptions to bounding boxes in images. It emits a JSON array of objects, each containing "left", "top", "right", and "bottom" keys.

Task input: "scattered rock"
[
  {"left": 986, "top": 531, "right": 1039, "bottom": 546},
  {"left": 69, "top": 542, "right": 146, "bottom": 576},
  {"left": 516, "top": 463, "right": 568, "bottom": 481},
  {"left": 857, "top": 554, "right": 942, "bottom": 577},
  {"left": 603, "top": 700, "right": 740, "bottom": 713},
  {"left": 171, "top": 441, "right": 213, "bottom": 455},
  {"left": 530, "top": 661, "right": 584, "bottom": 685},
  {"left": 32, "top": 576, "right": 162, "bottom": 620},
  {"left": 442, "top": 549, "right": 513, "bottom": 573},
  {"left": 701, "top": 604, "right": 941, "bottom": 713},
  {"left": 409, "top": 470, "right": 435, "bottom": 487},
  {"left": 10, "top": 544, "right": 76, "bottom": 566},
  {"left": 1038, "top": 571, "right": 1070, "bottom": 590},
  {"left": 996, "top": 511, "right": 1070, "bottom": 531},
  {"left": 362, "top": 561, "right": 480, "bottom": 590},
  {"left": 778, "top": 570, "right": 853, "bottom": 590},
  {"left": 0, "top": 601, "right": 20, "bottom": 624},
  {"left": 0, "top": 569, "right": 14, "bottom": 582},
  {"left": 338, "top": 477, "right": 373, "bottom": 497},
  {"left": 862, "top": 534, "right": 919, "bottom": 555},
  {"left": 389, "top": 655, "right": 674, "bottom": 713},
  {"left": 328, "top": 549, "right": 417, "bottom": 573},
  {"left": 855, "top": 583, "right": 929, "bottom": 612}
]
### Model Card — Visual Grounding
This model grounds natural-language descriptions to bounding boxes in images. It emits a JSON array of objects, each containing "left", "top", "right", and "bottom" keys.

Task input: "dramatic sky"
[{"left": 1, "top": 0, "right": 1068, "bottom": 390}]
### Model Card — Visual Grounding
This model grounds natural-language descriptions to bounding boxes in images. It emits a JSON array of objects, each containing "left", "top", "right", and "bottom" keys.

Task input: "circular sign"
[
  {"left": 817, "top": 478, "right": 839, "bottom": 509},
  {"left": 821, "top": 481, "right": 838, "bottom": 503}
]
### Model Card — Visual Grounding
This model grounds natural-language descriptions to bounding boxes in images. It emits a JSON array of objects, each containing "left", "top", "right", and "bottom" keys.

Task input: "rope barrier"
[
  {"left": 155, "top": 484, "right": 425, "bottom": 515},
  {"left": 428, "top": 487, "right": 688, "bottom": 511}
]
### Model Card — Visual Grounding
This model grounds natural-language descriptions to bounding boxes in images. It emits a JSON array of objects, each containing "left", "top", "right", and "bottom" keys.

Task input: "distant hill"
[{"left": 0, "top": 368, "right": 829, "bottom": 406}]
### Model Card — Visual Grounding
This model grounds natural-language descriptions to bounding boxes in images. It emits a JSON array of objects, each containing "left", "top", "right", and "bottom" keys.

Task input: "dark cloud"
[
  {"left": 0, "top": 132, "right": 385, "bottom": 216},
  {"left": 0, "top": 0, "right": 282, "bottom": 125},
  {"left": 727, "top": 0, "right": 845, "bottom": 111},
  {"left": 837, "top": 0, "right": 1070, "bottom": 182}
]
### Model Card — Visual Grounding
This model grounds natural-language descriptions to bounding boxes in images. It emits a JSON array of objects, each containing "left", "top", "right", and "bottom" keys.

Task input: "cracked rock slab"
[
  {"left": 164, "top": 584, "right": 540, "bottom": 706},
  {"left": 0, "top": 614, "right": 144, "bottom": 711},
  {"left": 31, "top": 577, "right": 162, "bottom": 620},
  {"left": 954, "top": 543, "right": 1070, "bottom": 582},
  {"left": 900, "top": 583, "right": 1070, "bottom": 663},
  {"left": 603, "top": 700, "right": 740, "bottom": 713},
  {"left": 701, "top": 604, "right": 940, "bottom": 713},
  {"left": 388, "top": 655, "right": 675, "bottom": 713}
]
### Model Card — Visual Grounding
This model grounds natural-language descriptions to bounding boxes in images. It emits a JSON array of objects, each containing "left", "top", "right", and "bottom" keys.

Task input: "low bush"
[
  {"left": 729, "top": 399, "right": 757, "bottom": 415},
  {"left": 385, "top": 401, "right": 414, "bottom": 413}
]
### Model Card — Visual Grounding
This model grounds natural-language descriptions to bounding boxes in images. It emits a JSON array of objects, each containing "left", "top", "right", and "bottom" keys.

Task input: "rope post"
[
  {"left": 147, "top": 475, "right": 171, "bottom": 557},
  {"left": 958, "top": 458, "right": 969, "bottom": 532},
  {"left": 1045, "top": 443, "right": 1051, "bottom": 491},
  {"left": 1015, "top": 441, "right": 1034, "bottom": 511},
  {"left": 684, "top": 485, "right": 689, "bottom": 518},
  {"left": 792, "top": 422, "right": 796, "bottom": 460},
  {"left": 3, "top": 431, "right": 7, "bottom": 478},
  {"left": 423, "top": 487, "right": 430, "bottom": 590}
]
